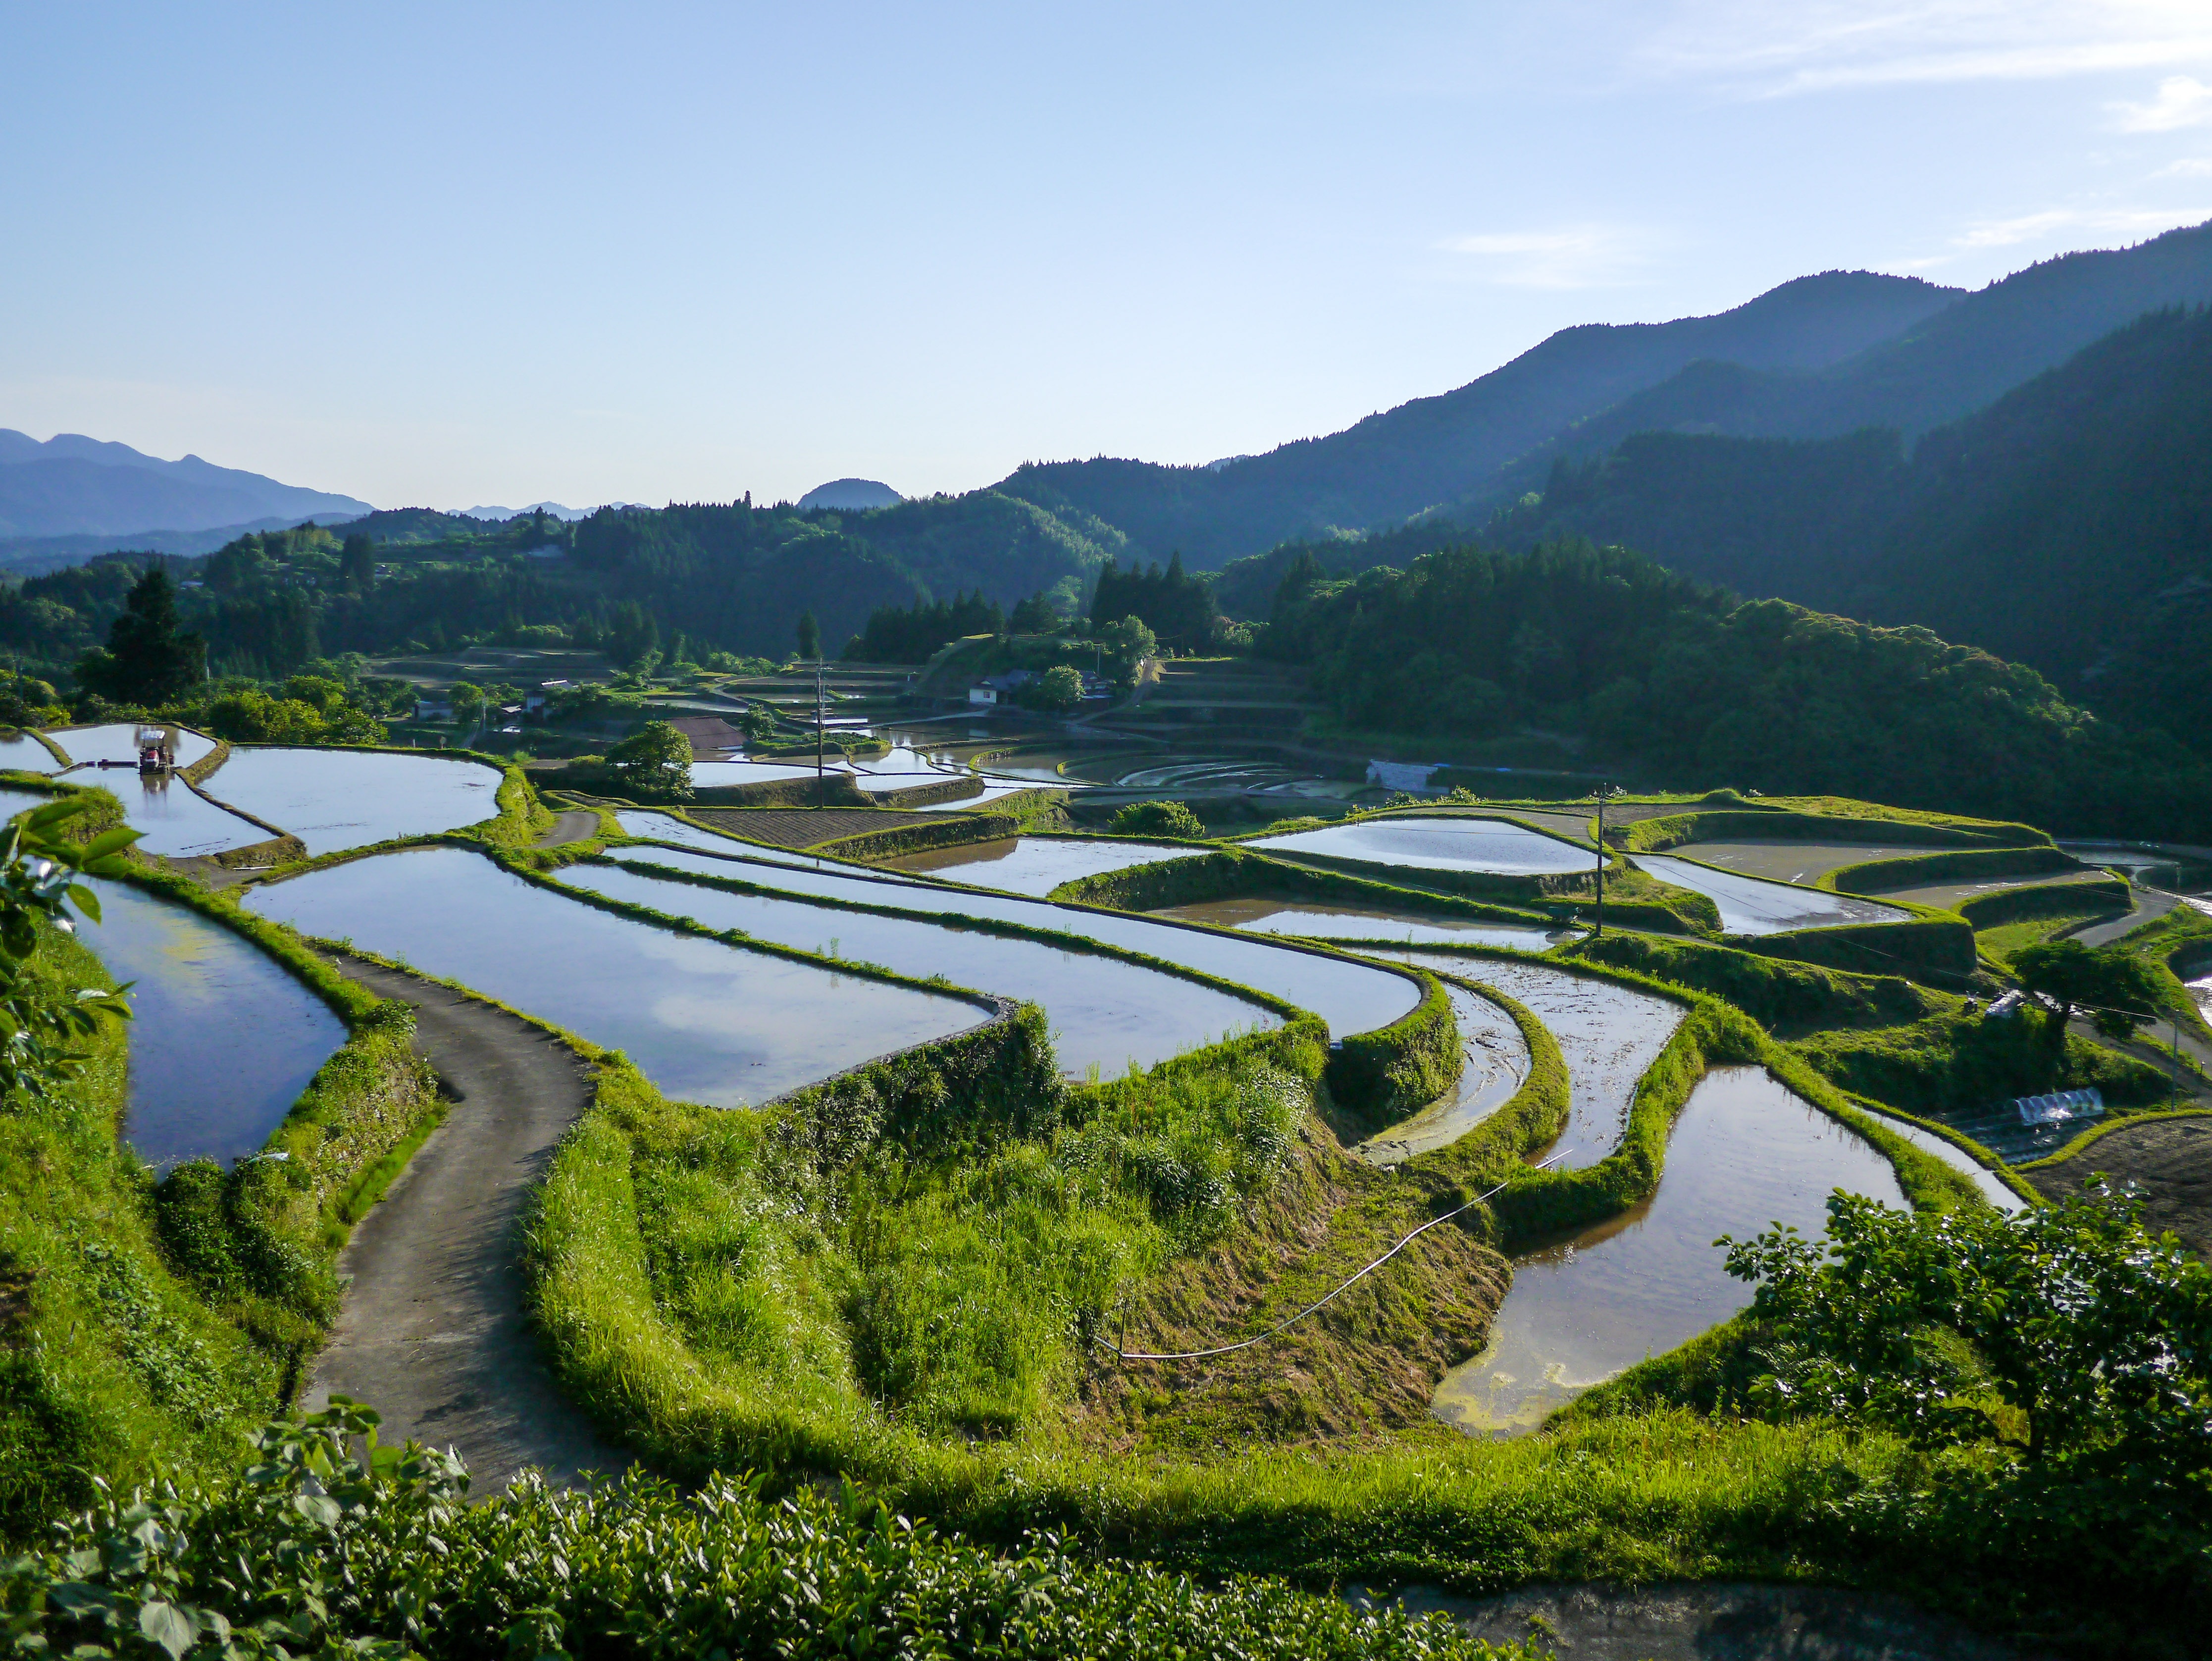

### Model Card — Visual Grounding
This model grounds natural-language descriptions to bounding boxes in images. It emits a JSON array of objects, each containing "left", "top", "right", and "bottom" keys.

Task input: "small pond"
[
  {"left": 1433, "top": 1067, "right": 1904, "bottom": 1435},
  {"left": 689, "top": 760, "right": 840, "bottom": 788},
  {"left": 203, "top": 748, "right": 502, "bottom": 855},
  {"left": 603, "top": 843, "right": 1424, "bottom": 1039},
  {"left": 82, "top": 879, "right": 347, "bottom": 1172},
  {"left": 1159, "top": 897, "right": 1561, "bottom": 951},
  {"left": 52, "top": 724, "right": 219, "bottom": 771},
  {"left": 563, "top": 862, "right": 1278, "bottom": 1079},
  {"left": 244, "top": 847, "right": 981, "bottom": 1106},
  {"left": 1353, "top": 982, "right": 1529, "bottom": 1166},
  {"left": 1370, "top": 950, "right": 1685, "bottom": 1170},
  {"left": 883, "top": 836, "right": 1197, "bottom": 896},
  {"left": 1634, "top": 853, "right": 1911, "bottom": 935},
  {"left": 1247, "top": 816, "right": 1595, "bottom": 877}
]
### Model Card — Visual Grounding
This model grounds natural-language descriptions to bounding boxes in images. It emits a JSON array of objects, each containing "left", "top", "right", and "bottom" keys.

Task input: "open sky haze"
[{"left": 5, "top": 1, "right": 2212, "bottom": 511}]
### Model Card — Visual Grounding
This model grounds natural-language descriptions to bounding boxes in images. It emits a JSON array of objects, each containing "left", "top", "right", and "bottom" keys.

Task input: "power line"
[{"left": 1095, "top": 1150, "right": 1571, "bottom": 1364}]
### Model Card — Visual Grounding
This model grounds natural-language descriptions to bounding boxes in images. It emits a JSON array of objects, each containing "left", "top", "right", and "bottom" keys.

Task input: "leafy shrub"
[
  {"left": 602, "top": 722, "right": 693, "bottom": 801},
  {"left": 0, "top": 1399, "right": 1529, "bottom": 1660},
  {"left": 1724, "top": 1187, "right": 2212, "bottom": 1594},
  {"left": 1108, "top": 800, "right": 1204, "bottom": 839}
]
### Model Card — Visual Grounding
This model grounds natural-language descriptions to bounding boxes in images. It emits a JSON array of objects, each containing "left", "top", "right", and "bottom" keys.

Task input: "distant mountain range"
[
  {"left": 0, "top": 430, "right": 371, "bottom": 542},
  {"left": 797, "top": 478, "right": 903, "bottom": 511},
  {"left": 454, "top": 502, "right": 628, "bottom": 521}
]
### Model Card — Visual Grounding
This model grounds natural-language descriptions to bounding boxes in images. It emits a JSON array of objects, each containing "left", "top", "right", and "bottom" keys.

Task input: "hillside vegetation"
[{"left": 1265, "top": 538, "right": 2212, "bottom": 838}]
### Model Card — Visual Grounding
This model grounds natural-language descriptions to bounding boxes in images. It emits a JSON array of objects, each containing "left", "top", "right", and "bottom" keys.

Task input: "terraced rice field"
[
  {"left": 1368, "top": 949, "right": 1686, "bottom": 1169},
  {"left": 603, "top": 843, "right": 1424, "bottom": 1040},
  {"left": 245, "top": 847, "right": 983, "bottom": 1105},
  {"left": 1248, "top": 815, "right": 1595, "bottom": 876},
  {"left": 1432, "top": 1067, "right": 1904, "bottom": 1434},
  {"left": 1633, "top": 854, "right": 1910, "bottom": 934}
]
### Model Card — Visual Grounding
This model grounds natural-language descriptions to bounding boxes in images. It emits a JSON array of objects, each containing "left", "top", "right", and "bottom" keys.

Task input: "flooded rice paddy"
[
  {"left": 1858, "top": 1111, "right": 2027, "bottom": 1212},
  {"left": 1881, "top": 871, "right": 2111, "bottom": 913},
  {"left": 1369, "top": 950, "right": 1686, "bottom": 1169},
  {"left": 1634, "top": 854, "right": 1911, "bottom": 935},
  {"left": 560, "top": 863, "right": 1278, "bottom": 1078},
  {"left": 1159, "top": 897, "right": 1561, "bottom": 951},
  {"left": 1248, "top": 816, "right": 1595, "bottom": 876},
  {"left": 83, "top": 879, "right": 347, "bottom": 1172},
  {"left": 1353, "top": 982, "right": 1529, "bottom": 1166},
  {"left": 1677, "top": 839, "right": 1962, "bottom": 886},
  {"left": 0, "top": 731, "right": 56, "bottom": 771},
  {"left": 883, "top": 836, "right": 1195, "bottom": 895},
  {"left": 105, "top": 774, "right": 270, "bottom": 858},
  {"left": 244, "top": 848, "right": 980, "bottom": 1106},
  {"left": 54, "top": 723, "right": 219, "bottom": 770},
  {"left": 202, "top": 748, "right": 501, "bottom": 855},
  {"left": 601, "top": 843, "right": 1423, "bottom": 1038},
  {"left": 1433, "top": 1066, "right": 1904, "bottom": 1435},
  {"left": 614, "top": 810, "right": 836, "bottom": 868}
]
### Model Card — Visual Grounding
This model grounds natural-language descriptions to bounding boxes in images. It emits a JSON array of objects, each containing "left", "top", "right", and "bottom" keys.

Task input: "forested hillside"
[
  {"left": 1490, "top": 305, "right": 2212, "bottom": 749},
  {"left": 1266, "top": 538, "right": 2212, "bottom": 838},
  {"left": 1475, "top": 219, "right": 2212, "bottom": 509},
  {"left": 995, "top": 271, "right": 1958, "bottom": 566}
]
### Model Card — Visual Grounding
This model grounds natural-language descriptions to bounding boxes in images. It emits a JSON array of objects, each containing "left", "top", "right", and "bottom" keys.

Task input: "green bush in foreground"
[
  {"left": 0, "top": 1400, "right": 1534, "bottom": 1661},
  {"left": 1724, "top": 1186, "right": 2212, "bottom": 1602}
]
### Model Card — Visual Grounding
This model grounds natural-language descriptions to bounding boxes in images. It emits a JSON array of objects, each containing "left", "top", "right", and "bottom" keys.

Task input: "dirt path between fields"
[
  {"left": 536, "top": 809, "right": 601, "bottom": 847},
  {"left": 305, "top": 954, "right": 628, "bottom": 1494}
]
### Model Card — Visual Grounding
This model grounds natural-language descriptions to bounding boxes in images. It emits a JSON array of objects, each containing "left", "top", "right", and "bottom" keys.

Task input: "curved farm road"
[
  {"left": 306, "top": 955, "right": 629, "bottom": 1493},
  {"left": 536, "top": 809, "right": 601, "bottom": 848}
]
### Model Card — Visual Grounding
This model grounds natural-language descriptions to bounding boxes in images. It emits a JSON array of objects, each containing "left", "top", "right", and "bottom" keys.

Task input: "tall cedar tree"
[
  {"left": 796, "top": 610, "right": 822, "bottom": 662},
  {"left": 78, "top": 568, "right": 206, "bottom": 705}
]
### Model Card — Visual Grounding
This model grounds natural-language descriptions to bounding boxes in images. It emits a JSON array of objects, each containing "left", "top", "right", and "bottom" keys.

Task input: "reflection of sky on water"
[
  {"left": 246, "top": 847, "right": 977, "bottom": 1106},
  {"left": 1251, "top": 817, "right": 1594, "bottom": 876},
  {"left": 204, "top": 749, "right": 500, "bottom": 856},
  {"left": 1434, "top": 1067, "right": 1903, "bottom": 1436},
  {"left": 84, "top": 879, "right": 346, "bottom": 1171}
]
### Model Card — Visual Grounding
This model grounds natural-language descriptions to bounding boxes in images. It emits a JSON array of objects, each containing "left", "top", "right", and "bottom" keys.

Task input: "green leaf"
[
  {"left": 137, "top": 1599, "right": 197, "bottom": 1661},
  {"left": 65, "top": 885, "right": 101, "bottom": 925}
]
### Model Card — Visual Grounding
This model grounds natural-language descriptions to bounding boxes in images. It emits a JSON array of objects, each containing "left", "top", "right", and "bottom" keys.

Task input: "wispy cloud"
[
  {"left": 1437, "top": 223, "right": 1659, "bottom": 289},
  {"left": 1638, "top": 1, "right": 2212, "bottom": 97},
  {"left": 2156, "top": 156, "right": 2212, "bottom": 175},
  {"left": 1942, "top": 203, "right": 2209, "bottom": 252},
  {"left": 2114, "top": 73, "right": 2212, "bottom": 129}
]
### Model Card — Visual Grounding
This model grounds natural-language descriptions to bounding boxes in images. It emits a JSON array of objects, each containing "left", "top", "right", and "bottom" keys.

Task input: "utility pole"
[
  {"left": 815, "top": 657, "right": 825, "bottom": 800},
  {"left": 1594, "top": 784, "right": 1606, "bottom": 937}
]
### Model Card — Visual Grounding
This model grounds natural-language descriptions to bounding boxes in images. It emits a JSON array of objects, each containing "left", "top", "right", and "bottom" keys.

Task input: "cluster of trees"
[
  {"left": 1267, "top": 537, "right": 2212, "bottom": 836},
  {"left": 843, "top": 591, "right": 1005, "bottom": 662},
  {"left": 1087, "top": 553, "right": 1220, "bottom": 651}
]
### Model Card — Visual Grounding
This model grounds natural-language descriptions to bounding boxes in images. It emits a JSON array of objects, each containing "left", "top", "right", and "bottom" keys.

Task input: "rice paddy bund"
[{"left": 2, "top": 745, "right": 2157, "bottom": 1650}]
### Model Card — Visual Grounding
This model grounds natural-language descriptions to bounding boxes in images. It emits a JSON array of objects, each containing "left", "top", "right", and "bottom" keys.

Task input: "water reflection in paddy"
[
  {"left": 884, "top": 836, "right": 1195, "bottom": 896},
  {"left": 1859, "top": 1110, "right": 2026, "bottom": 1212},
  {"left": 0, "top": 731, "right": 56, "bottom": 772},
  {"left": 1634, "top": 854, "right": 1909, "bottom": 935},
  {"left": 616, "top": 811, "right": 837, "bottom": 869},
  {"left": 1369, "top": 951, "right": 1685, "bottom": 1169},
  {"left": 244, "top": 848, "right": 979, "bottom": 1106},
  {"left": 110, "top": 774, "right": 268, "bottom": 857},
  {"left": 1434, "top": 1067, "right": 1904, "bottom": 1435},
  {"left": 83, "top": 880, "right": 346, "bottom": 1171},
  {"left": 204, "top": 749, "right": 501, "bottom": 855},
  {"left": 604, "top": 843, "right": 1423, "bottom": 1038},
  {"left": 1248, "top": 816, "right": 1594, "bottom": 876},
  {"left": 562, "top": 864, "right": 1276, "bottom": 1078},
  {"left": 54, "top": 723, "right": 219, "bottom": 770},
  {"left": 1160, "top": 897, "right": 1560, "bottom": 951},
  {"left": 1353, "top": 982, "right": 1529, "bottom": 1166}
]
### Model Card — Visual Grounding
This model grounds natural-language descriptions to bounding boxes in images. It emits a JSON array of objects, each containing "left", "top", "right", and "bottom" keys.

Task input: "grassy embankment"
[{"left": 0, "top": 783, "right": 441, "bottom": 1543}]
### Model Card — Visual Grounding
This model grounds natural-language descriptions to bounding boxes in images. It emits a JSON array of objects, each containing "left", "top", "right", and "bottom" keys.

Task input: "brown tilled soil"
[
  {"left": 686, "top": 807, "right": 954, "bottom": 847},
  {"left": 2025, "top": 1114, "right": 2212, "bottom": 1257}
]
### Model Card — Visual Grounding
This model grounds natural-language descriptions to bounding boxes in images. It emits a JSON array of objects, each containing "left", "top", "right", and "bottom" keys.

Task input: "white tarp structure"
[
  {"left": 1366, "top": 759, "right": 1440, "bottom": 793},
  {"left": 2012, "top": 1087, "right": 2104, "bottom": 1127}
]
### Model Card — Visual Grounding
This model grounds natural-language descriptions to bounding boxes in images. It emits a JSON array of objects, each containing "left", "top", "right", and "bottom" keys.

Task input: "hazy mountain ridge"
[
  {"left": 0, "top": 429, "right": 371, "bottom": 539},
  {"left": 995, "top": 270, "right": 1961, "bottom": 567}
]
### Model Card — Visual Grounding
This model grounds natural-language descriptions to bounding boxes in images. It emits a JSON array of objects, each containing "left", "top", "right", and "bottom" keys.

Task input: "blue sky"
[{"left": 4, "top": 1, "right": 2211, "bottom": 511}]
